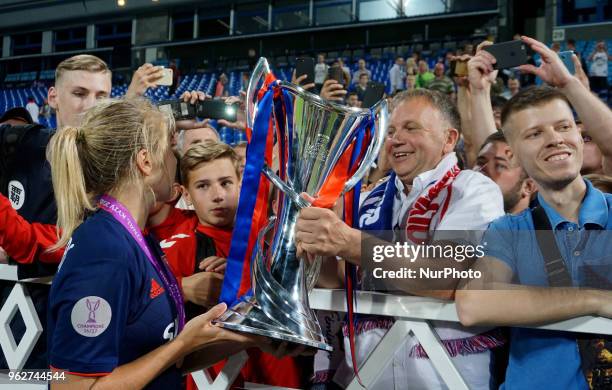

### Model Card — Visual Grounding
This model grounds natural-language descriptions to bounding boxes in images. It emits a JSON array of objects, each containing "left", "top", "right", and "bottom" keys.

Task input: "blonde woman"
[{"left": 46, "top": 99, "right": 266, "bottom": 389}]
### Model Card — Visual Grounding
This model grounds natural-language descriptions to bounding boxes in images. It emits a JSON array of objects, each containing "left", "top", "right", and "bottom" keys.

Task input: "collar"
[
  {"left": 536, "top": 179, "right": 608, "bottom": 229},
  {"left": 394, "top": 152, "right": 458, "bottom": 197}
]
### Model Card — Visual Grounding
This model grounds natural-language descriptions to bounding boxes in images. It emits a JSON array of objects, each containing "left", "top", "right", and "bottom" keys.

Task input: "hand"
[
  {"left": 126, "top": 64, "right": 164, "bottom": 98},
  {"left": 467, "top": 41, "right": 498, "bottom": 92},
  {"left": 217, "top": 118, "right": 247, "bottom": 132},
  {"left": 178, "top": 303, "right": 256, "bottom": 355},
  {"left": 572, "top": 54, "right": 590, "bottom": 90},
  {"left": 320, "top": 79, "right": 347, "bottom": 102},
  {"left": 199, "top": 256, "right": 227, "bottom": 273},
  {"left": 517, "top": 36, "right": 574, "bottom": 89},
  {"left": 291, "top": 70, "right": 316, "bottom": 91},
  {"left": 182, "top": 272, "right": 224, "bottom": 307},
  {"left": 295, "top": 203, "right": 355, "bottom": 259},
  {"left": 175, "top": 91, "right": 210, "bottom": 130}
]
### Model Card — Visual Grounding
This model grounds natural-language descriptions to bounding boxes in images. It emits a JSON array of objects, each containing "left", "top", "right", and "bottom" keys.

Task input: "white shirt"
[
  {"left": 314, "top": 63, "right": 329, "bottom": 84},
  {"left": 590, "top": 51, "right": 608, "bottom": 77},
  {"left": 25, "top": 102, "right": 39, "bottom": 123},
  {"left": 388, "top": 64, "right": 405, "bottom": 91},
  {"left": 339, "top": 153, "right": 505, "bottom": 389}
]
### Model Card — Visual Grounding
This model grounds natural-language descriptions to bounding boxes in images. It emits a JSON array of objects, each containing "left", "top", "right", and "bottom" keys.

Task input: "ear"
[
  {"left": 170, "top": 183, "right": 182, "bottom": 202},
  {"left": 521, "top": 177, "right": 538, "bottom": 200},
  {"left": 48, "top": 86, "right": 58, "bottom": 110},
  {"left": 443, "top": 128, "right": 460, "bottom": 154},
  {"left": 135, "top": 149, "right": 154, "bottom": 177},
  {"left": 181, "top": 184, "right": 193, "bottom": 206}
]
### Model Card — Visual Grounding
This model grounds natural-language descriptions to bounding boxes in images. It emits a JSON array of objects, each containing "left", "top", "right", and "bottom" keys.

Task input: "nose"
[
  {"left": 83, "top": 94, "right": 97, "bottom": 111},
  {"left": 544, "top": 127, "right": 565, "bottom": 147},
  {"left": 211, "top": 184, "right": 225, "bottom": 203}
]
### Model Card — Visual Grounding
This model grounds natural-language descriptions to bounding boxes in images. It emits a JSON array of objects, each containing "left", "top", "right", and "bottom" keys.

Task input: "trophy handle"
[
  {"left": 246, "top": 57, "right": 272, "bottom": 129},
  {"left": 341, "top": 99, "right": 389, "bottom": 194}
]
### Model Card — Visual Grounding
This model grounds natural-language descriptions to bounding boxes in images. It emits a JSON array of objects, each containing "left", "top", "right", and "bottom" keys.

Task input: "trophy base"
[{"left": 214, "top": 297, "right": 333, "bottom": 352}]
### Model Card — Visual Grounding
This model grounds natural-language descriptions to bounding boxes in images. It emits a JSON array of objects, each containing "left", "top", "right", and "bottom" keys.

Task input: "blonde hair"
[
  {"left": 181, "top": 141, "right": 241, "bottom": 185},
  {"left": 55, "top": 55, "right": 110, "bottom": 84},
  {"left": 49, "top": 98, "right": 173, "bottom": 249}
]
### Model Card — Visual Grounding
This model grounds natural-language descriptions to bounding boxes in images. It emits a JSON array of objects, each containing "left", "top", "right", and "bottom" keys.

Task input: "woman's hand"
[{"left": 177, "top": 303, "right": 256, "bottom": 356}]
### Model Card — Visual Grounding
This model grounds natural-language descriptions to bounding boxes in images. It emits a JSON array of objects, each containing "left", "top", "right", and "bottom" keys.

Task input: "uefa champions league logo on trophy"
[
  {"left": 216, "top": 58, "right": 388, "bottom": 351},
  {"left": 86, "top": 298, "right": 100, "bottom": 324}
]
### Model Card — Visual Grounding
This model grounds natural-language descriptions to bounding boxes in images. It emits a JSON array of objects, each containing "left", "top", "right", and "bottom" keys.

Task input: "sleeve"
[
  {"left": 436, "top": 172, "right": 505, "bottom": 231},
  {"left": 481, "top": 218, "right": 518, "bottom": 276},
  {"left": 0, "top": 193, "right": 63, "bottom": 264},
  {"left": 48, "top": 254, "right": 133, "bottom": 375}
]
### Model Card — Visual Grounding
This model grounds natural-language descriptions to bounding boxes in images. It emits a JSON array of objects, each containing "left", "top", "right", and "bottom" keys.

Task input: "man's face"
[
  {"left": 359, "top": 59, "right": 366, "bottom": 69},
  {"left": 184, "top": 158, "right": 240, "bottom": 228},
  {"left": 386, "top": 98, "right": 456, "bottom": 186},
  {"left": 508, "top": 79, "right": 520, "bottom": 92},
  {"left": 233, "top": 145, "right": 246, "bottom": 175},
  {"left": 493, "top": 106, "right": 502, "bottom": 130},
  {"left": 475, "top": 141, "right": 526, "bottom": 212},
  {"left": 505, "top": 99, "right": 582, "bottom": 190},
  {"left": 182, "top": 127, "right": 219, "bottom": 154},
  {"left": 418, "top": 61, "right": 427, "bottom": 73},
  {"left": 347, "top": 94, "right": 360, "bottom": 108},
  {"left": 359, "top": 74, "right": 369, "bottom": 86},
  {"left": 318, "top": 55, "right": 325, "bottom": 63},
  {"left": 48, "top": 70, "right": 111, "bottom": 128},
  {"left": 579, "top": 123, "right": 603, "bottom": 174},
  {"left": 434, "top": 63, "right": 444, "bottom": 77}
]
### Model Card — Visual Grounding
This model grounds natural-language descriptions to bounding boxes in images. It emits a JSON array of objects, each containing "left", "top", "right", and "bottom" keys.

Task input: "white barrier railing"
[{"left": 3, "top": 265, "right": 612, "bottom": 390}]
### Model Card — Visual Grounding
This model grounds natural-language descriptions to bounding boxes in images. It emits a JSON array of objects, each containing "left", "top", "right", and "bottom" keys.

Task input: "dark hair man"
[{"left": 457, "top": 36, "right": 612, "bottom": 389}]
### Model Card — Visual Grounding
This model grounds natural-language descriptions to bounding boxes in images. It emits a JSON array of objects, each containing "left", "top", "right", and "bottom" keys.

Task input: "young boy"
[{"left": 161, "top": 141, "right": 305, "bottom": 389}]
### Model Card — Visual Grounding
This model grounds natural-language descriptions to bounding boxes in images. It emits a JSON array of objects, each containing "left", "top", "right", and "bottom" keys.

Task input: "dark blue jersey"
[{"left": 48, "top": 210, "right": 182, "bottom": 389}]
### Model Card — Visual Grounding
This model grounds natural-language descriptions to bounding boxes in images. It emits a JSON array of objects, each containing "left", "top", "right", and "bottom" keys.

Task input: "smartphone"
[
  {"left": 196, "top": 100, "right": 238, "bottom": 122},
  {"left": 362, "top": 82, "right": 385, "bottom": 108},
  {"left": 157, "top": 67, "right": 173, "bottom": 86},
  {"left": 295, "top": 57, "right": 315, "bottom": 85},
  {"left": 450, "top": 60, "right": 468, "bottom": 77},
  {"left": 483, "top": 40, "right": 528, "bottom": 70},
  {"left": 328, "top": 65, "right": 345, "bottom": 86},
  {"left": 559, "top": 51, "right": 575, "bottom": 75},
  {"left": 157, "top": 99, "right": 195, "bottom": 121}
]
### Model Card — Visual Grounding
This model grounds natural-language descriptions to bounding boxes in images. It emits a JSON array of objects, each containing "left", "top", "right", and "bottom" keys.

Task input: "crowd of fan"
[{"left": 0, "top": 33, "right": 611, "bottom": 390}]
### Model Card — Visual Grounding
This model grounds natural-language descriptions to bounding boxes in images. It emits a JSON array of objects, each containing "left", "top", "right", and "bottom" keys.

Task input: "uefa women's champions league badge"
[{"left": 71, "top": 296, "right": 112, "bottom": 337}]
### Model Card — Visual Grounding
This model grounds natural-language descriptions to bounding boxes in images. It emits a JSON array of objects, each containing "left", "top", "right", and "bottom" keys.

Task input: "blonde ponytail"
[
  {"left": 49, "top": 126, "right": 95, "bottom": 250},
  {"left": 47, "top": 98, "right": 173, "bottom": 251}
]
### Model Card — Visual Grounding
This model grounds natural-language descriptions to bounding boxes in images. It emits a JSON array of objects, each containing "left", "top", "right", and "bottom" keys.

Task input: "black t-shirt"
[
  {"left": 0, "top": 124, "right": 56, "bottom": 225},
  {"left": 0, "top": 124, "right": 57, "bottom": 279}
]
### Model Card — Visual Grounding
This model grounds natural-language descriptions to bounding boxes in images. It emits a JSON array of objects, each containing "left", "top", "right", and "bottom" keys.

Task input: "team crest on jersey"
[
  {"left": 71, "top": 296, "right": 112, "bottom": 337},
  {"left": 7, "top": 180, "right": 25, "bottom": 210}
]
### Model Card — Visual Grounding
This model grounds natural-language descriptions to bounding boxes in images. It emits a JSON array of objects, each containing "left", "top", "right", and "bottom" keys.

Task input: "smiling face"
[
  {"left": 504, "top": 99, "right": 582, "bottom": 191},
  {"left": 579, "top": 123, "right": 603, "bottom": 174},
  {"left": 184, "top": 157, "right": 240, "bottom": 228},
  {"left": 475, "top": 141, "right": 528, "bottom": 212},
  {"left": 48, "top": 70, "right": 111, "bottom": 128},
  {"left": 386, "top": 97, "right": 457, "bottom": 186}
]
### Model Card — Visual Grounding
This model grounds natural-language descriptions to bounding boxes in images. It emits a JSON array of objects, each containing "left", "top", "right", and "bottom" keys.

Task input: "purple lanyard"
[{"left": 98, "top": 195, "right": 185, "bottom": 332}]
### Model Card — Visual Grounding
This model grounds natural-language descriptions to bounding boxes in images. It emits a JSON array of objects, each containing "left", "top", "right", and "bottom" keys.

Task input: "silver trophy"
[{"left": 216, "top": 58, "right": 388, "bottom": 351}]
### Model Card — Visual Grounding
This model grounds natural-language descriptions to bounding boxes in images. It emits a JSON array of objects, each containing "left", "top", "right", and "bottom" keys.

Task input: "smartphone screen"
[
  {"left": 559, "top": 51, "right": 576, "bottom": 75},
  {"left": 157, "top": 67, "right": 173, "bottom": 86},
  {"left": 483, "top": 40, "right": 528, "bottom": 70},
  {"left": 362, "top": 82, "right": 385, "bottom": 108},
  {"left": 196, "top": 100, "right": 238, "bottom": 121},
  {"left": 295, "top": 57, "right": 315, "bottom": 85}
]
